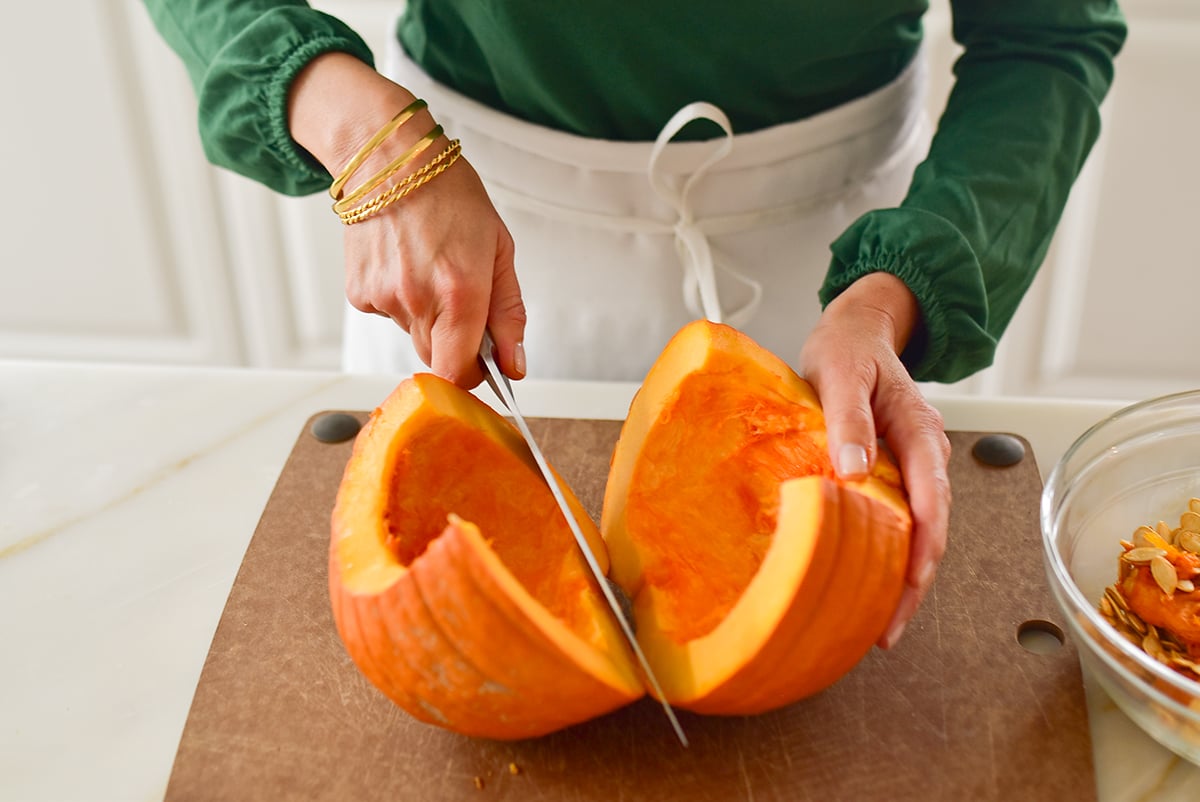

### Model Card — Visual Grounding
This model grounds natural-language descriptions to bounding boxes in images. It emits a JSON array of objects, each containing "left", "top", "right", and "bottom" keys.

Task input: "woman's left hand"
[{"left": 799, "top": 272, "right": 952, "bottom": 649}]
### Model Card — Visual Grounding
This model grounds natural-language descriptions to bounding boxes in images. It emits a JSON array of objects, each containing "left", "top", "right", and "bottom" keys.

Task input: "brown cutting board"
[{"left": 165, "top": 415, "right": 1095, "bottom": 802}]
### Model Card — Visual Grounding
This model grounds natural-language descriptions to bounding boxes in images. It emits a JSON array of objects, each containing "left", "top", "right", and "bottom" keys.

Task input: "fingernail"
[
  {"left": 883, "top": 618, "right": 908, "bottom": 650},
  {"left": 837, "top": 443, "right": 869, "bottom": 478},
  {"left": 513, "top": 341, "right": 526, "bottom": 378}
]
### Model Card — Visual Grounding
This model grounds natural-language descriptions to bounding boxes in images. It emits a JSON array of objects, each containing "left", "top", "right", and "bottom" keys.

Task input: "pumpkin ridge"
[
  {"left": 340, "top": 587, "right": 440, "bottom": 724},
  {"left": 736, "top": 480, "right": 849, "bottom": 712},
  {"left": 772, "top": 483, "right": 908, "bottom": 700},
  {"left": 673, "top": 477, "right": 847, "bottom": 713},
  {"left": 413, "top": 517, "right": 641, "bottom": 737},
  {"left": 381, "top": 576, "right": 482, "bottom": 726}
]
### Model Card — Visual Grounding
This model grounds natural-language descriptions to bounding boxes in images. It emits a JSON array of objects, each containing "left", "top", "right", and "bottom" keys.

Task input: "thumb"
[
  {"left": 486, "top": 232, "right": 528, "bottom": 380},
  {"left": 814, "top": 370, "right": 877, "bottom": 480}
]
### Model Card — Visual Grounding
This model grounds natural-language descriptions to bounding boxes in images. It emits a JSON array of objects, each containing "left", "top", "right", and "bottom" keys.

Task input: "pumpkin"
[
  {"left": 329, "top": 320, "right": 912, "bottom": 738},
  {"left": 328, "top": 373, "right": 643, "bottom": 740}
]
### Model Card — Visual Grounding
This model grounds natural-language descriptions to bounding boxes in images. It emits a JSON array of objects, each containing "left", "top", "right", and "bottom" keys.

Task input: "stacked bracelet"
[
  {"left": 336, "top": 140, "right": 463, "bottom": 225},
  {"left": 329, "top": 98, "right": 427, "bottom": 201},
  {"left": 333, "top": 124, "right": 445, "bottom": 212},
  {"left": 328, "top": 99, "right": 464, "bottom": 226}
]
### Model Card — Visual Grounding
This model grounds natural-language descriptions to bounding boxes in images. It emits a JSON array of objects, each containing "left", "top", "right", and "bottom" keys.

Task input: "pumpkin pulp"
[
  {"left": 384, "top": 415, "right": 601, "bottom": 640},
  {"left": 332, "top": 374, "right": 640, "bottom": 710},
  {"left": 623, "top": 355, "right": 834, "bottom": 643},
  {"left": 602, "top": 319, "right": 911, "bottom": 711}
]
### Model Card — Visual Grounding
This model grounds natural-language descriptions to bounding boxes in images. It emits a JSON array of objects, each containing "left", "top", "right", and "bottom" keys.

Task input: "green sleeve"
[
  {"left": 818, "top": 1, "right": 1126, "bottom": 383},
  {"left": 141, "top": 1, "right": 375, "bottom": 196}
]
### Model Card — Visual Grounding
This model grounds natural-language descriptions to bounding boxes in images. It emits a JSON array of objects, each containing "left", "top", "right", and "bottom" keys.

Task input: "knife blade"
[{"left": 477, "top": 329, "right": 688, "bottom": 747}]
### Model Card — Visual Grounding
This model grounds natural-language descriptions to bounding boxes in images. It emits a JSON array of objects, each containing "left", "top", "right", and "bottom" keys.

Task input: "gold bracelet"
[
  {"left": 333, "top": 124, "right": 444, "bottom": 213},
  {"left": 338, "top": 144, "right": 463, "bottom": 226},
  {"left": 335, "top": 140, "right": 462, "bottom": 223},
  {"left": 329, "top": 98, "right": 427, "bottom": 201}
]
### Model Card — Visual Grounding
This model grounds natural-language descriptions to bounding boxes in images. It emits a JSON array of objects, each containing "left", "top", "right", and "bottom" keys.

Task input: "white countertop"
[{"left": 2, "top": 359, "right": 1198, "bottom": 801}]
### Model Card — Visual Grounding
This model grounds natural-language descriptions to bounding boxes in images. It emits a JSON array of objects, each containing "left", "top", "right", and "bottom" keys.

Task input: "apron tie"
[{"left": 647, "top": 102, "right": 763, "bottom": 327}]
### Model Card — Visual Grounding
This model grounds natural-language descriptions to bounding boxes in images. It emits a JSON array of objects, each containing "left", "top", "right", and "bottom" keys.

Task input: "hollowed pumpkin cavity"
[
  {"left": 330, "top": 320, "right": 912, "bottom": 739},
  {"left": 383, "top": 416, "right": 597, "bottom": 641},
  {"left": 621, "top": 361, "right": 834, "bottom": 644}
]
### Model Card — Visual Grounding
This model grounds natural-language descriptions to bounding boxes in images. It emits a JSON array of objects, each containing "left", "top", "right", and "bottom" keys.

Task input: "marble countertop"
[{"left": 2, "top": 359, "right": 1198, "bottom": 801}]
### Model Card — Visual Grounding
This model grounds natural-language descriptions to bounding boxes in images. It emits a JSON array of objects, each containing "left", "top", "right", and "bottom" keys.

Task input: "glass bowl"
[{"left": 1041, "top": 389, "right": 1200, "bottom": 765}]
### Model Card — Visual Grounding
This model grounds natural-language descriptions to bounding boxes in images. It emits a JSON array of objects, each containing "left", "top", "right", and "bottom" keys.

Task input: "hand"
[
  {"left": 799, "top": 272, "right": 952, "bottom": 649},
  {"left": 288, "top": 53, "right": 526, "bottom": 388}
]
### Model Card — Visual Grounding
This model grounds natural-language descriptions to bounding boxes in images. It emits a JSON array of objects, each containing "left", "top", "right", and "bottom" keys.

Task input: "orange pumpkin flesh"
[
  {"left": 330, "top": 321, "right": 913, "bottom": 737},
  {"left": 330, "top": 373, "right": 643, "bottom": 740},
  {"left": 602, "top": 321, "right": 911, "bottom": 713}
]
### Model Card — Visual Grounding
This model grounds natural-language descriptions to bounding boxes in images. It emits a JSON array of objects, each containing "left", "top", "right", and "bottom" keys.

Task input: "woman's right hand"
[{"left": 288, "top": 52, "right": 527, "bottom": 388}]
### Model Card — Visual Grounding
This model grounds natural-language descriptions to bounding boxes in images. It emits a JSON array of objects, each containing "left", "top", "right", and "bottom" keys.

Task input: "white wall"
[{"left": 0, "top": 0, "right": 1194, "bottom": 403}]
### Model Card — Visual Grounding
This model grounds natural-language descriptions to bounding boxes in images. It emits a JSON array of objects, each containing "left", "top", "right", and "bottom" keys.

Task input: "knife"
[{"left": 477, "top": 329, "right": 689, "bottom": 747}]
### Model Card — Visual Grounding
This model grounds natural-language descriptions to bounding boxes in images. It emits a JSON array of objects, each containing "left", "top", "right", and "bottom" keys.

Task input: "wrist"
[
  {"left": 824, "top": 272, "right": 920, "bottom": 355},
  {"left": 287, "top": 52, "right": 430, "bottom": 175}
]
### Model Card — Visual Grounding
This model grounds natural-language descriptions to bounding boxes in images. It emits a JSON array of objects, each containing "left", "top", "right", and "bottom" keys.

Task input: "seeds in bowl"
[{"left": 1099, "top": 499, "right": 1200, "bottom": 683}]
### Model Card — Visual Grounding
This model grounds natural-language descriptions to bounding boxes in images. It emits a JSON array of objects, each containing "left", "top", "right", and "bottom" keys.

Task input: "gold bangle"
[
  {"left": 333, "top": 124, "right": 444, "bottom": 213},
  {"left": 329, "top": 98, "right": 427, "bottom": 201},
  {"left": 335, "top": 140, "right": 462, "bottom": 223},
  {"left": 338, "top": 144, "right": 463, "bottom": 225}
]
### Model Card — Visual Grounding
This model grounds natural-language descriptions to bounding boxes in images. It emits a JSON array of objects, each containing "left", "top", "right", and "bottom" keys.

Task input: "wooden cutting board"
[{"left": 165, "top": 414, "right": 1096, "bottom": 801}]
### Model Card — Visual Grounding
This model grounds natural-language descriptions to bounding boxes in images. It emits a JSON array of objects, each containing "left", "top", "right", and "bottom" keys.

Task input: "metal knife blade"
[{"left": 477, "top": 329, "right": 688, "bottom": 747}]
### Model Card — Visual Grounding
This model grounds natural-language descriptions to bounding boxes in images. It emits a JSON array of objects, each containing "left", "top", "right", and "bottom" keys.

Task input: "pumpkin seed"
[
  {"left": 1099, "top": 595, "right": 1115, "bottom": 617},
  {"left": 1189, "top": 497, "right": 1200, "bottom": 515},
  {"left": 1157, "top": 520, "right": 1174, "bottom": 540},
  {"left": 1123, "top": 546, "right": 1168, "bottom": 564},
  {"left": 1151, "top": 555, "right": 1179, "bottom": 595},
  {"left": 1181, "top": 511, "right": 1200, "bottom": 532},
  {"left": 1133, "top": 525, "right": 1156, "bottom": 548},
  {"left": 1120, "top": 628, "right": 1143, "bottom": 647},
  {"left": 1172, "top": 654, "right": 1200, "bottom": 673},
  {"left": 1145, "top": 528, "right": 1173, "bottom": 550},
  {"left": 1105, "top": 585, "right": 1130, "bottom": 611},
  {"left": 1179, "top": 531, "right": 1200, "bottom": 555},
  {"left": 1143, "top": 630, "right": 1167, "bottom": 662},
  {"left": 1179, "top": 579, "right": 1196, "bottom": 593}
]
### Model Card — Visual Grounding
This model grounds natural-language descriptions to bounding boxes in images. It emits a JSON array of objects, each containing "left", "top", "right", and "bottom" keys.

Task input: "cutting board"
[{"left": 165, "top": 414, "right": 1096, "bottom": 801}]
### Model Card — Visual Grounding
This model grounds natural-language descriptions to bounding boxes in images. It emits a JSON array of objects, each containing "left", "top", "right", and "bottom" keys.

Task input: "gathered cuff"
[
  {"left": 819, "top": 207, "right": 997, "bottom": 383},
  {"left": 196, "top": 8, "right": 375, "bottom": 196}
]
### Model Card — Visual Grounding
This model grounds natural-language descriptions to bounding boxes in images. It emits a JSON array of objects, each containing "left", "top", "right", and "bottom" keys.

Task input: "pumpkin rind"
[
  {"left": 329, "top": 375, "right": 643, "bottom": 740},
  {"left": 601, "top": 320, "right": 912, "bottom": 714}
]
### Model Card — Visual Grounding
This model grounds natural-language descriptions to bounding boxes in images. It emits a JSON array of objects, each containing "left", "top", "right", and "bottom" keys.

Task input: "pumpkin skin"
[
  {"left": 329, "top": 374, "right": 643, "bottom": 740},
  {"left": 329, "top": 321, "right": 913, "bottom": 737},
  {"left": 601, "top": 320, "right": 912, "bottom": 714}
]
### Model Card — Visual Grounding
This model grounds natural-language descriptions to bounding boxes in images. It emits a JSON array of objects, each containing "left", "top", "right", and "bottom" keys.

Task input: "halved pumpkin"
[
  {"left": 602, "top": 320, "right": 911, "bottom": 713},
  {"left": 329, "top": 374, "right": 643, "bottom": 740},
  {"left": 329, "top": 320, "right": 912, "bottom": 737}
]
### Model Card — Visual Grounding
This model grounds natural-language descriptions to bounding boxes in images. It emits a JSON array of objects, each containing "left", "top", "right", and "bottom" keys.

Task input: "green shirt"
[{"left": 142, "top": 0, "right": 1126, "bottom": 383}]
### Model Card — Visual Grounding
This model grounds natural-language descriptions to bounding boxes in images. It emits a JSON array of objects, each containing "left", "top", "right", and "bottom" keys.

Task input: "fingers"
[
  {"left": 427, "top": 270, "right": 490, "bottom": 389},
  {"left": 877, "top": 382, "right": 952, "bottom": 649},
  {"left": 485, "top": 227, "right": 528, "bottom": 380},
  {"left": 812, "top": 363, "right": 878, "bottom": 480}
]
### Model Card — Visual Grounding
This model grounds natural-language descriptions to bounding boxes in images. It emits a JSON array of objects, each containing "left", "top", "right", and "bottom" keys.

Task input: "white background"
[{"left": 1, "top": 0, "right": 1195, "bottom": 401}]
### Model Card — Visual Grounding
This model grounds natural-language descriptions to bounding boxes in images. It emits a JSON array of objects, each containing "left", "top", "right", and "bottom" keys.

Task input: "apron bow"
[{"left": 647, "top": 102, "right": 763, "bottom": 327}]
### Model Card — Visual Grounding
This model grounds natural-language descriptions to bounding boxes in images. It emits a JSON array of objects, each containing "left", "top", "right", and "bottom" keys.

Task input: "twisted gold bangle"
[
  {"left": 329, "top": 98, "right": 427, "bottom": 201},
  {"left": 335, "top": 139, "right": 461, "bottom": 223},
  {"left": 333, "top": 124, "right": 444, "bottom": 213},
  {"left": 338, "top": 142, "right": 463, "bottom": 226}
]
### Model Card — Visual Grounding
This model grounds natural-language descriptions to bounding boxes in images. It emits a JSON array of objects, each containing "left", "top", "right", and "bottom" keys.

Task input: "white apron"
[{"left": 342, "top": 35, "right": 932, "bottom": 381}]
